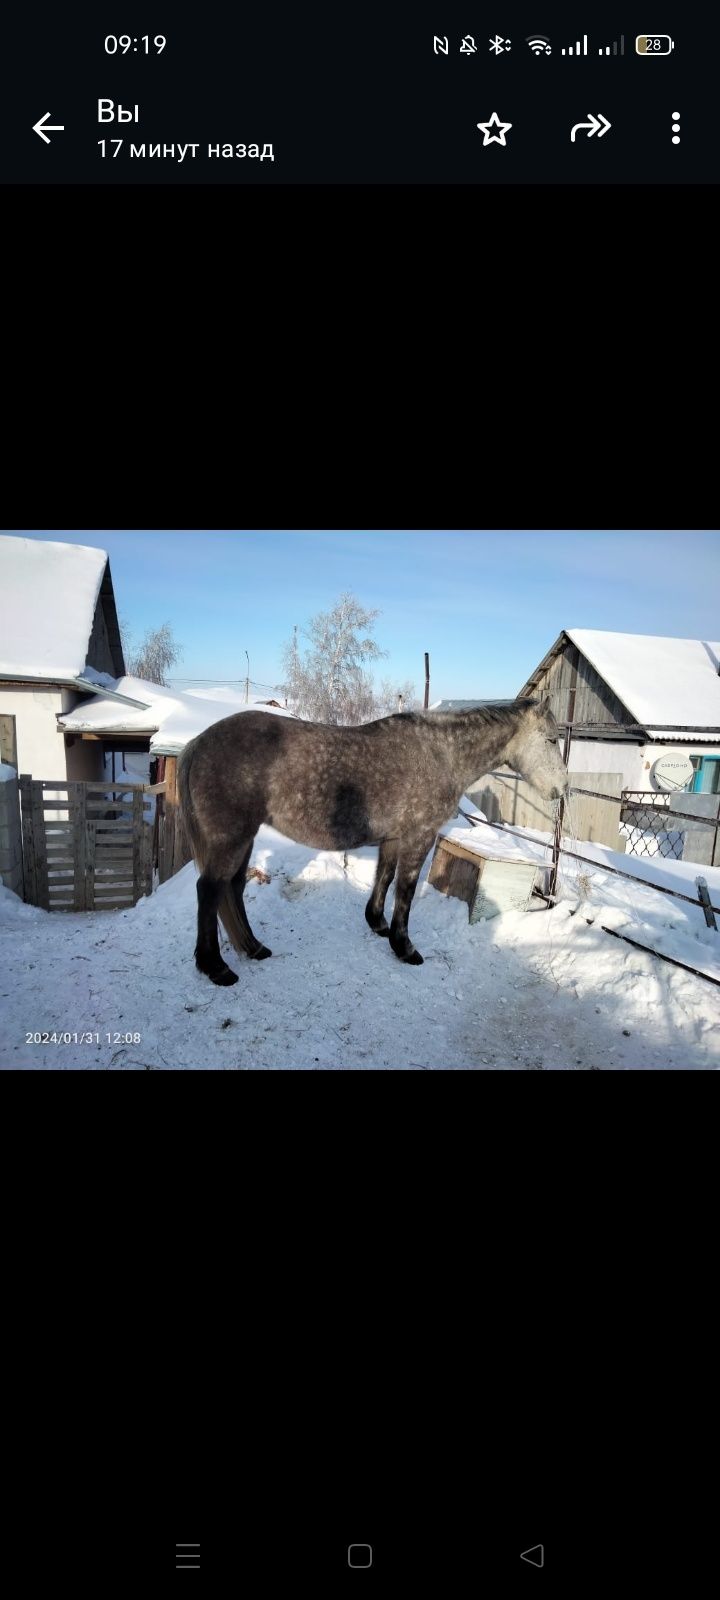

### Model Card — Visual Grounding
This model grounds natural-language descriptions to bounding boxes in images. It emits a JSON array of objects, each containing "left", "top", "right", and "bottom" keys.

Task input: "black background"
[{"left": 1, "top": 3, "right": 715, "bottom": 184}]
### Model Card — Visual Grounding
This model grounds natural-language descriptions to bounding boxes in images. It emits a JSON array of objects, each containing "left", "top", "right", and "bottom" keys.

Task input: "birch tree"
[{"left": 282, "top": 594, "right": 388, "bottom": 724}]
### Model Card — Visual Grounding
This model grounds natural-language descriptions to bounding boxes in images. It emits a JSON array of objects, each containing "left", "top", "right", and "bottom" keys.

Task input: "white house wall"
[
  {"left": 639, "top": 743, "right": 720, "bottom": 788},
  {"left": 568, "top": 739, "right": 720, "bottom": 793},
  {"left": 567, "top": 740, "right": 646, "bottom": 791},
  {"left": 0, "top": 687, "right": 67, "bottom": 781}
]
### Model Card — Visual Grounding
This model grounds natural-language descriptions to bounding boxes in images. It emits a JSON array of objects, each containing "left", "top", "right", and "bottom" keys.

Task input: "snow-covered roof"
[
  {"left": 568, "top": 630, "right": 720, "bottom": 741},
  {"left": 0, "top": 535, "right": 109, "bottom": 679},
  {"left": 522, "top": 629, "right": 720, "bottom": 742},
  {"left": 430, "top": 699, "right": 513, "bottom": 712},
  {"left": 58, "top": 675, "right": 293, "bottom": 754}
]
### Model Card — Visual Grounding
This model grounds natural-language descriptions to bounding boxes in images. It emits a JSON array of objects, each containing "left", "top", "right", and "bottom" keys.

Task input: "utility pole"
[
  {"left": 424, "top": 652, "right": 430, "bottom": 710},
  {"left": 245, "top": 650, "right": 250, "bottom": 705}
]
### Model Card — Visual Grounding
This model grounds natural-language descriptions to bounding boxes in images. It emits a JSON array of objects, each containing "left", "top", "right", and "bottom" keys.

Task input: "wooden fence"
[
  {"left": 467, "top": 770, "right": 624, "bottom": 850},
  {"left": 155, "top": 754, "right": 192, "bottom": 885},
  {"left": 19, "top": 778, "right": 165, "bottom": 911}
]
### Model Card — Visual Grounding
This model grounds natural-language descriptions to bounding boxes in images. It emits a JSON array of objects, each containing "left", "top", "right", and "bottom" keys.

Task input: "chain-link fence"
[{"left": 620, "top": 791, "right": 686, "bottom": 859}]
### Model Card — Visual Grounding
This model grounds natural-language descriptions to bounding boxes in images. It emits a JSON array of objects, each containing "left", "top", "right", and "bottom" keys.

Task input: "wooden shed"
[
  {"left": 516, "top": 629, "right": 720, "bottom": 797},
  {"left": 428, "top": 832, "right": 540, "bottom": 921}
]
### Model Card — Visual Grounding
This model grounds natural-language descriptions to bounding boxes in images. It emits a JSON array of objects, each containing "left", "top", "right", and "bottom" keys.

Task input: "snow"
[
  {"left": 58, "top": 675, "right": 291, "bottom": 753},
  {"left": 0, "top": 535, "right": 108, "bottom": 679},
  {"left": 567, "top": 629, "right": 720, "bottom": 740},
  {"left": 2, "top": 804, "right": 718, "bottom": 1070},
  {"left": 446, "top": 813, "right": 720, "bottom": 902},
  {"left": 153, "top": 693, "right": 290, "bottom": 756},
  {"left": 0, "top": 763, "right": 17, "bottom": 782}
]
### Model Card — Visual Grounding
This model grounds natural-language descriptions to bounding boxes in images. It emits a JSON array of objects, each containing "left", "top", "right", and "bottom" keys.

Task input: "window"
[{"left": 690, "top": 756, "right": 720, "bottom": 795}]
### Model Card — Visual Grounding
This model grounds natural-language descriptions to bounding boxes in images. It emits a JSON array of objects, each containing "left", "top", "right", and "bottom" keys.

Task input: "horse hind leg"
[
  {"left": 365, "top": 840, "right": 399, "bottom": 936},
  {"left": 194, "top": 838, "right": 269, "bottom": 987},
  {"left": 388, "top": 832, "right": 436, "bottom": 966},
  {"left": 195, "top": 871, "right": 240, "bottom": 986}
]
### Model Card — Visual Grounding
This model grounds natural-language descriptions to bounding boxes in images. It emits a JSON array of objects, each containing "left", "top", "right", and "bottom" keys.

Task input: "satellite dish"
[{"left": 651, "top": 752, "right": 694, "bottom": 792}]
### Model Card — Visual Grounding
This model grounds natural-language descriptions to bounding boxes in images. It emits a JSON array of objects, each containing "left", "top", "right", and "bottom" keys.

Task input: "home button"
[{"left": 348, "top": 1544, "right": 373, "bottom": 1568}]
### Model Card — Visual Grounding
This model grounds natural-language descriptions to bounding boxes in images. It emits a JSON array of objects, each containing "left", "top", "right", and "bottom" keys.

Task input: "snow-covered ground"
[{"left": 2, "top": 808, "right": 719, "bottom": 1069}]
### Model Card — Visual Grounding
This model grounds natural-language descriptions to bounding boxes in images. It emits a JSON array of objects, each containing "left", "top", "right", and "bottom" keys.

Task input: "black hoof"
[
  {"left": 390, "top": 940, "right": 424, "bottom": 965},
  {"left": 195, "top": 951, "right": 239, "bottom": 986},
  {"left": 250, "top": 943, "right": 272, "bottom": 960},
  {"left": 365, "top": 907, "right": 390, "bottom": 935}
]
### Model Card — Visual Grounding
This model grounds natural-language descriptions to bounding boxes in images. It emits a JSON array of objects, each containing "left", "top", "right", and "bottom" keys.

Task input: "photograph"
[{"left": 1, "top": 528, "right": 718, "bottom": 1070}]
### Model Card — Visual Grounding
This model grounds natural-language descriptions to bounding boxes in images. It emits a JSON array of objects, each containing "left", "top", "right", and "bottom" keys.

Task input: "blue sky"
[{"left": 21, "top": 530, "right": 720, "bottom": 701}]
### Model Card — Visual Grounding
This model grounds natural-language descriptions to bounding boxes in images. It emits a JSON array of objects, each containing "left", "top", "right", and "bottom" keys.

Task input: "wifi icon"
[{"left": 526, "top": 35, "right": 552, "bottom": 55}]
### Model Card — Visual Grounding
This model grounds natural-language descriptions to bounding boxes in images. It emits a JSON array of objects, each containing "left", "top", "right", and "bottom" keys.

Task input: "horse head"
[{"left": 503, "top": 696, "right": 570, "bottom": 803}]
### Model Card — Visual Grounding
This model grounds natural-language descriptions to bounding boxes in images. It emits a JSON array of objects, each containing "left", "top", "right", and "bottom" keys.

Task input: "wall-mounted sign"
[{"left": 651, "top": 752, "right": 694, "bottom": 792}]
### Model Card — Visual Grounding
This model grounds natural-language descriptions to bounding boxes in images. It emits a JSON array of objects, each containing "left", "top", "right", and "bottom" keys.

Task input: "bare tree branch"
[
  {"left": 282, "top": 594, "right": 389, "bottom": 724},
  {"left": 125, "top": 621, "right": 183, "bottom": 687}
]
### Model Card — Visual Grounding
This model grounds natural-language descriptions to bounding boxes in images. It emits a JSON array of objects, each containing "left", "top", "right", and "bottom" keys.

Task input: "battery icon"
[{"left": 636, "top": 35, "right": 674, "bottom": 54}]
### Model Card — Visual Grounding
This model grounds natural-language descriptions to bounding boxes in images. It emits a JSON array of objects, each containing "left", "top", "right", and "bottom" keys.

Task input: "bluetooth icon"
[{"left": 489, "top": 35, "right": 511, "bottom": 55}]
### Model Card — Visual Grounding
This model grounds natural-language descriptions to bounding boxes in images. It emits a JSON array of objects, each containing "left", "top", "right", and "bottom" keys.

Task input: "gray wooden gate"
[{"left": 19, "top": 778, "right": 161, "bottom": 911}]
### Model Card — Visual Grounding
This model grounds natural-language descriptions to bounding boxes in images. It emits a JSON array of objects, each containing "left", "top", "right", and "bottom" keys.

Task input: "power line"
[{"left": 169, "top": 676, "right": 282, "bottom": 691}]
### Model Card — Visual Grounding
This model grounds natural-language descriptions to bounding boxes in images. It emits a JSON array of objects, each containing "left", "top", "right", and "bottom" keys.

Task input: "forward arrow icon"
[
  {"left": 570, "top": 112, "right": 611, "bottom": 142},
  {"left": 33, "top": 112, "right": 65, "bottom": 145}
]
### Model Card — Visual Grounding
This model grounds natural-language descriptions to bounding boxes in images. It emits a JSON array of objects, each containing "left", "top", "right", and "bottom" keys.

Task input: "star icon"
[{"left": 476, "top": 111, "right": 513, "bottom": 146}]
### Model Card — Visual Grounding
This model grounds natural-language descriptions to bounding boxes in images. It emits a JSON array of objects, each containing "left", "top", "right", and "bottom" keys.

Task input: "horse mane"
[{"left": 423, "top": 697, "right": 540, "bottom": 727}]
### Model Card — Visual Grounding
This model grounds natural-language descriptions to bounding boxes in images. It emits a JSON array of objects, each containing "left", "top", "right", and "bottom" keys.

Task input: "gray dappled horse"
[{"left": 177, "top": 698, "right": 569, "bottom": 986}]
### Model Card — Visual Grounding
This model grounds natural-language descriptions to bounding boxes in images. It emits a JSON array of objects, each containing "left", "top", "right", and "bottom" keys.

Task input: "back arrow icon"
[
  {"left": 33, "top": 112, "right": 65, "bottom": 144},
  {"left": 570, "top": 112, "right": 611, "bottom": 142}
]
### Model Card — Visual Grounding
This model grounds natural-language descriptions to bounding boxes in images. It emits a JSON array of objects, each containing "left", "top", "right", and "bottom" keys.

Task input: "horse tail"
[
  {"left": 217, "top": 883, "right": 255, "bottom": 958},
  {"left": 177, "top": 737, "right": 207, "bottom": 873}
]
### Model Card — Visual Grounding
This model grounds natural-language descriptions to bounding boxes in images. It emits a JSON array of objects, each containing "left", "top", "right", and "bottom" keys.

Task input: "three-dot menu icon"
[{"left": 176, "top": 1544, "right": 201, "bottom": 1570}]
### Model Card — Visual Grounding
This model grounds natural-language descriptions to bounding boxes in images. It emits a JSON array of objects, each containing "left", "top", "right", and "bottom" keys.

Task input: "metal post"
[
  {"left": 424, "top": 653, "right": 430, "bottom": 710},
  {"left": 696, "top": 878, "right": 717, "bottom": 931},
  {"left": 548, "top": 644, "right": 578, "bottom": 900}
]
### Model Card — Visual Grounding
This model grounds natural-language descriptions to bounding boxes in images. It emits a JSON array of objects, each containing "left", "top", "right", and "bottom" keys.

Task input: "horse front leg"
[
  {"left": 365, "top": 839, "right": 399, "bottom": 936},
  {"left": 389, "top": 832, "right": 436, "bottom": 965}
]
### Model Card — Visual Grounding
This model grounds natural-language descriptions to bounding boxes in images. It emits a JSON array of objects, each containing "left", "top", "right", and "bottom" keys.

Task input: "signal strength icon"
[
  {"left": 561, "top": 35, "right": 588, "bottom": 56},
  {"left": 526, "top": 36, "right": 552, "bottom": 56},
  {"left": 598, "top": 36, "right": 624, "bottom": 55}
]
